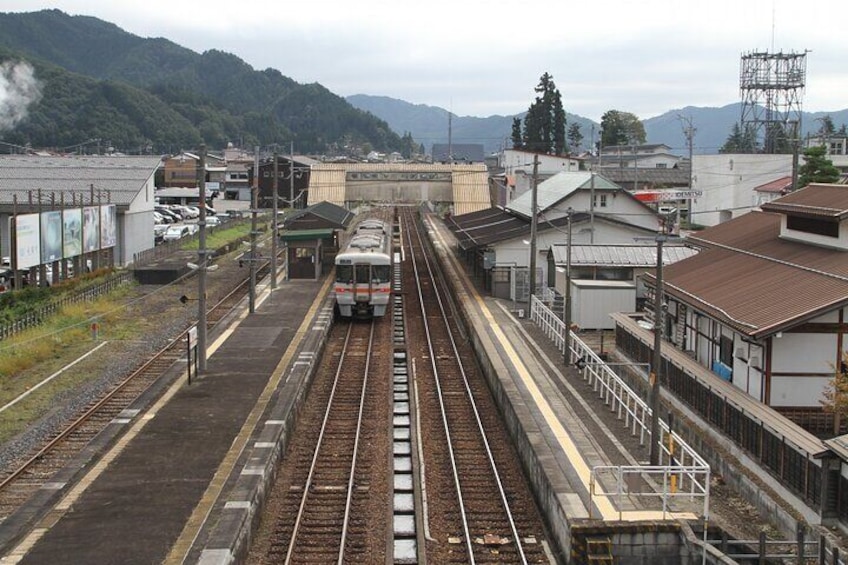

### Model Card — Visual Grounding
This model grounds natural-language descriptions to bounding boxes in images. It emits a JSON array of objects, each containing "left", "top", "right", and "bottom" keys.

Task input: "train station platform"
[{"left": 1, "top": 273, "right": 334, "bottom": 565}]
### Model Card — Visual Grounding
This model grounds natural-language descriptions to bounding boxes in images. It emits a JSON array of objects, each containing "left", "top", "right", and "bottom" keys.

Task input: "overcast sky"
[{"left": 4, "top": 0, "right": 847, "bottom": 122}]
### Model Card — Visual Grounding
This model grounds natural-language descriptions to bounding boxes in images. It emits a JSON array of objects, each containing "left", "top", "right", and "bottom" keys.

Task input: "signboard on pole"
[{"left": 15, "top": 213, "right": 41, "bottom": 269}]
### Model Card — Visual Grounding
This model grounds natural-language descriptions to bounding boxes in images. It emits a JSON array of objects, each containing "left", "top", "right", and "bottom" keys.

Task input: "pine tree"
[{"left": 798, "top": 145, "right": 841, "bottom": 187}]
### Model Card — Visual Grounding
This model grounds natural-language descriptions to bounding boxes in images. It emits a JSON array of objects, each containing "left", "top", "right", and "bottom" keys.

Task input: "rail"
[
  {"left": 529, "top": 295, "right": 710, "bottom": 518},
  {"left": 410, "top": 209, "right": 530, "bottom": 564}
]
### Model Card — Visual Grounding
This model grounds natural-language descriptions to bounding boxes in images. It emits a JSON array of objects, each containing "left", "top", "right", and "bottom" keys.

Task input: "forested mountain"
[{"left": 0, "top": 9, "right": 403, "bottom": 155}]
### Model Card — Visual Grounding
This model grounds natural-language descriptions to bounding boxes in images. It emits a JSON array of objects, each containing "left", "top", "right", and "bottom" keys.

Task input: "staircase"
[{"left": 585, "top": 536, "right": 614, "bottom": 563}]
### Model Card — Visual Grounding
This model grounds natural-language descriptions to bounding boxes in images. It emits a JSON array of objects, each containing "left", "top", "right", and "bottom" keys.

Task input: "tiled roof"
[
  {"left": 284, "top": 200, "right": 353, "bottom": 229},
  {"left": 549, "top": 243, "right": 699, "bottom": 267},
  {"left": 443, "top": 207, "right": 528, "bottom": 249},
  {"left": 761, "top": 182, "right": 848, "bottom": 219},
  {"left": 599, "top": 167, "right": 690, "bottom": 186},
  {"left": 649, "top": 207, "right": 848, "bottom": 339},
  {"left": 0, "top": 155, "right": 161, "bottom": 209},
  {"left": 754, "top": 176, "right": 792, "bottom": 194}
]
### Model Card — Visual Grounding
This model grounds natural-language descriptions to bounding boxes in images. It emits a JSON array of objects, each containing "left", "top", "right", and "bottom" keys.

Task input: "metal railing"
[
  {"left": 529, "top": 295, "right": 710, "bottom": 518},
  {"left": 0, "top": 271, "right": 134, "bottom": 341}
]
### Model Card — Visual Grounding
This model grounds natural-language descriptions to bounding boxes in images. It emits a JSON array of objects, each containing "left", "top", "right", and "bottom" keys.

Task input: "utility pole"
[
  {"left": 589, "top": 171, "right": 596, "bottom": 244},
  {"left": 680, "top": 115, "right": 696, "bottom": 228},
  {"left": 197, "top": 144, "right": 208, "bottom": 373},
  {"left": 271, "top": 151, "right": 278, "bottom": 290},
  {"left": 249, "top": 146, "right": 259, "bottom": 313},
  {"left": 564, "top": 207, "right": 573, "bottom": 364},
  {"left": 529, "top": 154, "right": 539, "bottom": 301},
  {"left": 289, "top": 141, "right": 295, "bottom": 208},
  {"left": 648, "top": 233, "right": 665, "bottom": 466},
  {"left": 790, "top": 120, "right": 800, "bottom": 191}
]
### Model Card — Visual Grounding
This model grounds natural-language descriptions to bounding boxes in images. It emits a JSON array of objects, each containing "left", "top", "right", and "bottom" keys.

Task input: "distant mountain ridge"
[{"left": 347, "top": 95, "right": 848, "bottom": 156}]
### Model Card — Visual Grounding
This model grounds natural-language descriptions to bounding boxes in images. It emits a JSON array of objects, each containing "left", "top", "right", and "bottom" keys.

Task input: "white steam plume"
[{"left": 0, "top": 61, "right": 43, "bottom": 133}]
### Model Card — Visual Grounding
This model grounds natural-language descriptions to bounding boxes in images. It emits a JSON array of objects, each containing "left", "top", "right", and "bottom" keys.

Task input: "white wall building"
[{"left": 691, "top": 153, "right": 792, "bottom": 226}]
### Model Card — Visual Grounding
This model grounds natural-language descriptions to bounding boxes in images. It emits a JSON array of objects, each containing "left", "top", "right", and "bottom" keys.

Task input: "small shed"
[
  {"left": 280, "top": 228, "right": 334, "bottom": 280},
  {"left": 570, "top": 280, "right": 636, "bottom": 330},
  {"left": 279, "top": 201, "right": 352, "bottom": 279}
]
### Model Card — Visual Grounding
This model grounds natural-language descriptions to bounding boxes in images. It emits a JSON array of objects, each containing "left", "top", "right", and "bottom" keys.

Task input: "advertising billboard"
[
  {"left": 15, "top": 213, "right": 40, "bottom": 269},
  {"left": 83, "top": 206, "right": 100, "bottom": 253},
  {"left": 41, "top": 210, "right": 62, "bottom": 263},
  {"left": 63, "top": 208, "right": 83, "bottom": 258},
  {"left": 100, "top": 205, "right": 116, "bottom": 249}
]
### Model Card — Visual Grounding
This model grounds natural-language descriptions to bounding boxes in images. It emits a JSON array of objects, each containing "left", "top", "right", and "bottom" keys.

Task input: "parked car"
[
  {"left": 205, "top": 215, "right": 222, "bottom": 227},
  {"left": 154, "top": 224, "right": 169, "bottom": 244},
  {"left": 155, "top": 206, "right": 180, "bottom": 223},
  {"left": 170, "top": 204, "right": 197, "bottom": 219},
  {"left": 163, "top": 225, "right": 190, "bottom": 242}
]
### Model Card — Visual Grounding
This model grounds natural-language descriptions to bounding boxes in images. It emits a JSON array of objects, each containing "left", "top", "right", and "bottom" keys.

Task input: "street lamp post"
[{"left": 197, "top": 144, "right": 208, "bottom": 373}]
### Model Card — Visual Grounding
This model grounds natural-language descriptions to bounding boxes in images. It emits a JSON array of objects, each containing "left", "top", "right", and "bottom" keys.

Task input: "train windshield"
[
  {"left": 372, "top": 265, "right": 390, "bottom": 284},
  {"left": 355, "top": 264, "right": 370, "bottom": 284},
  {"left": 336, "top": 264, "right": 353, "bottom": 282}
]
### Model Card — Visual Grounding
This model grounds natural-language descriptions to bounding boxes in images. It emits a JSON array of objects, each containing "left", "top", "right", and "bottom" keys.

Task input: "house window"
[
  {"left": 492, "top": 268, "right": 510, "bottom": 283},
  {"left": 720, "top": 334, "right": 733, "bottom": 367},
  {"left": 656, "top": 163, "right": 667, "bottom": 169},
  {"left": 787, "top": 214, "right": 839, "bottom": 238},
  {"left": 593, "top": 193, "right": 607, "bottom": 208}
]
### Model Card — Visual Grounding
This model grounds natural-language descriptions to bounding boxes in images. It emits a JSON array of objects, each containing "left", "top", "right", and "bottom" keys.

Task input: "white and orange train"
[{"left": 334, "top": 218, "right": 393, "bottom": 318}]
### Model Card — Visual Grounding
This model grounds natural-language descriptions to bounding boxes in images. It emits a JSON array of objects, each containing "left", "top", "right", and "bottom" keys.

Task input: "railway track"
[
  {"left": 401, "top": 207, "right": 552, "bottom": 564},
  {"left": 0, "top": 257, "right": 271, "bottom": 523},
  {"left": 250, "top": 207, "right": 552, "bottom": 563},
  {"left": 258, "top": 315, "right": 394, "bottom": 564}
]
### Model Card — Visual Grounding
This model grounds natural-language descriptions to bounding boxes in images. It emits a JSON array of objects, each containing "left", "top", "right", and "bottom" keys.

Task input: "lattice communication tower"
[{"left": 739, "top": 50, "right": 806, "bottom": 153}]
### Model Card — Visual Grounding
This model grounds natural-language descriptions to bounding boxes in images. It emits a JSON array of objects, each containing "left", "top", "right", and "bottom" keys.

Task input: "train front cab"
[{"left": 334, "top": 258, "right": 392, "bottom": 318}]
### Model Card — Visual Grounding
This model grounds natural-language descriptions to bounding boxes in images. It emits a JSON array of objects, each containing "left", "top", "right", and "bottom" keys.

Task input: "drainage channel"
[{"left": 391, "top": 244, "right": 420, "bottom": 564}]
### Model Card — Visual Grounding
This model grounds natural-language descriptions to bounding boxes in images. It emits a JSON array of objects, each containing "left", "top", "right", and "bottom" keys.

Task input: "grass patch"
[
  {"left": 180, "top": 220, "right": 263, "bottom": 252},
  {"left": 0, "top": 292, "right": 141, "bottom": 443}
]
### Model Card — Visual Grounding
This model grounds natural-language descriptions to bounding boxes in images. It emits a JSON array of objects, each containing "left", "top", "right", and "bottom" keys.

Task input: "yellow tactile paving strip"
[{"left": 426, "top": 214, "right": 698, "bottom": 523}]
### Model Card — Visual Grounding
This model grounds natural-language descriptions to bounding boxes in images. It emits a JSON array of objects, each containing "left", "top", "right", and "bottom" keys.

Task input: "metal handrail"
[{"left": 529, "top": 295, "right": 710, "bottom": 518}]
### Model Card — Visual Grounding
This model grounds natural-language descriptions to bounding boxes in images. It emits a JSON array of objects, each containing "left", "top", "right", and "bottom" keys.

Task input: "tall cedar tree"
[
  {"left": 567, "top": 122, "right": 583, "bottom": 153},
  {"left": 513, "top": 73, "right": 567, "bottom": 155}
]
